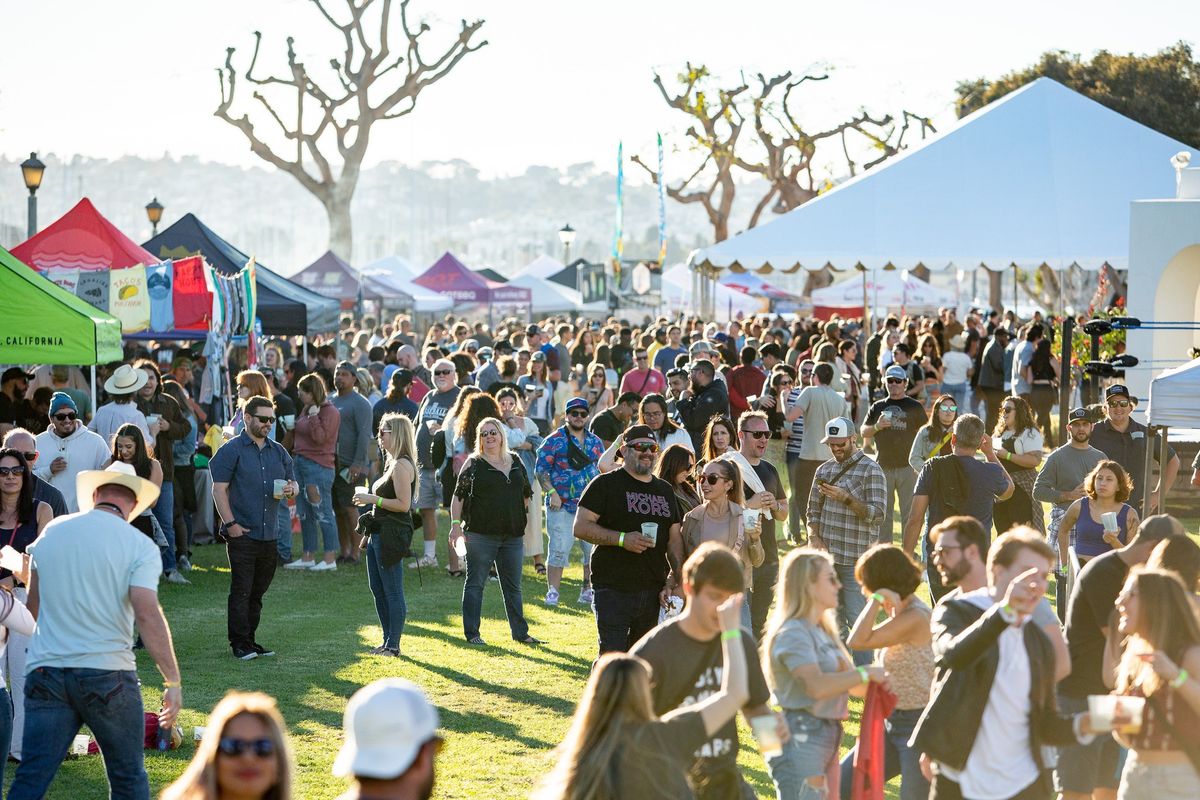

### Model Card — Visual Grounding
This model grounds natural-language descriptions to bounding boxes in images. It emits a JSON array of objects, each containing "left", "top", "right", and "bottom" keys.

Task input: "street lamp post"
[
  {"left": 558, "top": 223, "right": 576, "bottom": 266},
  {"left": 20, "top": 152, "right": 45, "bottom": 239},
  {"left": 145, "top": 197, "right": 164, "bottom": 238}
]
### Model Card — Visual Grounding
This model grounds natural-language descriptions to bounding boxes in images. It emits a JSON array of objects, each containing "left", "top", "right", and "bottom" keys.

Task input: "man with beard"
[
  {"left": 676, "top": 361, "right": 730, "bottom": 452},
  {"left": 412, "top": 359, "right": 461, "bottom": 569},
  {"left": 536, "top": 397, "right": 604, "bottom": 606},
  {"left": 1088, "top": 384, "right": 1179, "bottom": 514},
  {"left": 665, "top": 367, "right": 690, "bottom": 419},
  {"left": 1033, "top": 407, "right": 1108, "bottom": 571},
  {"left": 0, "top": 368, "right": 33, "bottom": 437},
  {"left": 33, "top": 393, "right": 109, "bottom": 513},
  {"left": 333, "top": 679, "right": 440, "bottom": 800},
  {"left": 575, "top": 425, "right": 684, "bottom": 653}
]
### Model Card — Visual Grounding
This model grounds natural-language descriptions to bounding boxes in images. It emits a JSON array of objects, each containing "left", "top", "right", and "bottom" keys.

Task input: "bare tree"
[{"left": 216, "top": 0, "right": 486, "bottom": 259}]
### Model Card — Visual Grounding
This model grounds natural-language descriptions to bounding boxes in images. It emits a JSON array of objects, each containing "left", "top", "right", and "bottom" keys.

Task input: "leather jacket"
[{"left": 910, "top": 597, "right": 1080, "bottom": 771}]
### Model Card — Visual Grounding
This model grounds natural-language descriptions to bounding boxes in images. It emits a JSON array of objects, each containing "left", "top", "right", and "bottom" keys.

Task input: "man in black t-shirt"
[
  {"left": 588, "top": 391, "right": 639, "bottom": 447},
  {"left": 861, "top": 365, "right": 927, "bottom": 543},
  {"left": 1055, "top": 514, "right": 1184, "bottom": 800},
  {"left": 633, "top": 544, "right": 781, "bottom": 800},
  {"left": 576, "top": 424, "right": 683, "bottom": 653}
]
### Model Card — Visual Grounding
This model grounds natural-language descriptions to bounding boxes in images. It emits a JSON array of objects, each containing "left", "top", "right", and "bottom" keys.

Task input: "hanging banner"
[
  {"left": 656, "top": 133, "right": 667, "bottom": 266},
  {"left": 611, "top": 141, "right": 624, "bottom": 286},
  {"left": 171, "top": 256, "right": 212, "bottom": 330},
  {"left": 147, "top": 260, "right": 175, "bottom": 333},
  {"left": 76, "top": 270, "right": 111, "bottom": 313},
  {"left": 109, "top": 264, "right": 150, "bottom": 333},
  {"left": 44, "top": 267, "right": 81, "bottom": 295}
]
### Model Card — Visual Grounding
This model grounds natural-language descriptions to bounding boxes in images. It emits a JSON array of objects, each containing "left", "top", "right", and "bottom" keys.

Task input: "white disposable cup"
[
  {"left": 222, "top": 425, "right": 235, "bottom": 439},
  {"left": 743, "top": 508, "right": 760, "bottom": 530},
  {"left": 640, "top": 522, "right": 658, "bottom": 546},
  {"left": 281, "top": 414, "right": 295, "bottom": 430},
  {"left": 194, "top": 726, "right": 206, "bottom": 741},
  {"left": 1101, "top": 511, "right": 1119, "bottom": 533},
  {"left": 273, "top": 479, "right": 288, "bottom": 499},
  {"left": 354, "top": 485, "right": 370, "bottom": 497},
  {"left": 453, "top": 537, "right": 467, "bottom": 558},
  {"left": 72, "top": 734, "right": 89, "bottom": 755},
  {"left": 1087, "top": 694, "right": 1144, "bottom": 733},
  {"left": 146, "top": 414, "right": 161, "bottom": 427},
  {"left": 749, "top": 715, "right": 783, "bottom": 758}
]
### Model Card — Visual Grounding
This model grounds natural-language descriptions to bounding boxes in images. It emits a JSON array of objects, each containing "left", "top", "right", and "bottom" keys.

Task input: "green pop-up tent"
[{"left": 0, "top": 245, "right": 123, "bottom": 365}]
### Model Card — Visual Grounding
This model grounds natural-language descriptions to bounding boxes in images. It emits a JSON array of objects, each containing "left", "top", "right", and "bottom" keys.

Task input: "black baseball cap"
[
  {"left": 624, "top": 424, "right": 656, "bottom": 444},
  {"left": 1067, "top": 407, "right": 1092, "bottom": 423},
  {"left": 1105, "top": 384, "right": 1136, "bottom": 404},
  {"left": 1, "top": 368, "right": 32, "bottom": 383}
]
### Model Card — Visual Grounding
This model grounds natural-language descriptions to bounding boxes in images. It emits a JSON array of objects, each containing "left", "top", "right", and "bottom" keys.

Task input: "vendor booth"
[
  {"left": 360, "top": 256, "right": 453, "bottom": 315},
  {"left": 809, "top": 270, "right": 956, "bottom": 319},
  {"left": 293, "top": 250, "right": 414, "bottom": 313},
  {"left": 413, "top": 252, "right": 531, "bottom": 324}
]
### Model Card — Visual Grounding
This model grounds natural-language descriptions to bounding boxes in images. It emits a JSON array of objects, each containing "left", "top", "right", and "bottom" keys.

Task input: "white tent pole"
[
  {"left": 90, "top": 364, "right": 97, "bottom": 419},
  {"left": 302, "top": 338, "right": 308, "bottom": 368}
]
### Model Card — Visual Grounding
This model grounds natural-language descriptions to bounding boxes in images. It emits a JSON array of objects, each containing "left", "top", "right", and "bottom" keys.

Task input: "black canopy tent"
[{"left": 144, "top": 213, "right": 339, "bottom": 336}]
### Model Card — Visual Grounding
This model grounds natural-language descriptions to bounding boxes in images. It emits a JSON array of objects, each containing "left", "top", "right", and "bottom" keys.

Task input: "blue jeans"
[
  {"left": 462, "top": 533, "right": 529, "bottom": 641},
  {"left": 366, "top": 533, "right": 407, "bottom": 649},
  {"left": 151, "top": 481, "right": 176, "bottom": 573},
  {"left": 769, "top": 710, "right": 842, "bottom": 800},
  {"left": 9, "top": 668, "right": 149, "bottom": 800},
  {"left": 275, "top": 503, "right": 292, "bottom": 562},
  {"left": 296, "top": 455, "right": 338, "bottom": 555},
  {"left": 593, "top": 586, "right": 662, "bottom": 654},
  {"left": 838, "top": 707, "right": 928, "bottom": 800},
  {"left": 834, "top": 562, "right": 871, "bottom": 667},
  {"left": 0, "top": 686, "right": 11, "bottom": 785}
]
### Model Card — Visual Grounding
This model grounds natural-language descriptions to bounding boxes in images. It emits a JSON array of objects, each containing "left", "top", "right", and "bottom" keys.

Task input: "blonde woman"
[
  {"left": 1112, "top": 568, "right": 1200, "bottom": 799},
  {"left": 448, "top": 417, "right": 540, "bottom": 646},
  {"left": 534, "top": 596, "right": 747, "bottom": 799},
  {"left": 233, "top": 370, "right": 273, "bottom": 437},
  {"left": 352, "top": 414, "right": 418, "bottom": 657},
  {"left": 762, "top": 548, "right": 889, "bottom": 800},
  {"left": 160, "top": 692, "right": 292, "bottom": 800}
]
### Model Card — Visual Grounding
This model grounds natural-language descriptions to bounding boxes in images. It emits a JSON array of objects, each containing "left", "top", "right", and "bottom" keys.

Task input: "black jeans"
[
  {"left": 594, "top": 586, "right": 662, "bottom": 654},
  {"left": 226, "top": 537, "right": 278, "bottom": 651},
  {"left": 931, "top": 770, "right": 1050, "bottom": 800},
  {"left": 981, "top": 387, "right": 1006, "bottom": 432},
  {"left": 749, "top": 560, "right": 779, "bottom": 642}
]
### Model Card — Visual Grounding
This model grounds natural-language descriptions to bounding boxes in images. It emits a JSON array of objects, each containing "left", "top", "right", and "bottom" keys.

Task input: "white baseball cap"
[
  {"left": 821, "top": 416, "right": 855, "bottom": 443},
  {"left": 332, "top": 679, "right": 439, "bottom": 779}
]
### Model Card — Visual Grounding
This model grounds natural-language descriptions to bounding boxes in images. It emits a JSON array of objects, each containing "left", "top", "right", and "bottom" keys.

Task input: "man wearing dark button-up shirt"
[
  {"left": 211, "top": 396, "right": 297, "bottom": 660},
  {"left": 1088, "top": 384, "right": 1179, "bottom": 514}
]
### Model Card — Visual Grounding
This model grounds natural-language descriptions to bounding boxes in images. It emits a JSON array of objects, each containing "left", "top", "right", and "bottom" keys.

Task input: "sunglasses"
[
  {"left": 252, "top": 415, "right": 277, "bottom": 424},
  {"left": 937, "top": 404, "right": 957, "bottom": 413},
  {"left": 740, "top": 429, "right": 770, "bottom": 440},
  {"left": 566, "top": 410, "right": 588, "bottom": 418},
  {"left": 17, "top": 452, "right": 36, "bottom": 463},
  {"left": 218, "top": 737, "right": 275, "bottom": 758},
  {"left": 433, "top": 369, "right": 454, "bottom": 377},
  {"left": 480, "top": 429, "right": 501, "bottom": 438},
  {"left": 628, "top": 442, "right": 659, "bottom": 454},
  {"left": 1107, "top": 400, "right": 1131, "bottom": 408},
  {"left": 1002, "top": 407, "right": 1015, "bottom": 414},
  {"left": 699, "top": 473, "right": 726, "bottom": 485},
  {"left": 0, "top": 466, "right": 24, "bottom": 477},
  {"left": 52, "top": 413, "right": 77, "bottom": 422},
  {"left": 636, "top": 354, "right": 649, "bottom": 360},
  {"left": 885, "top": 378, "right": 905, "bottom": 385}
]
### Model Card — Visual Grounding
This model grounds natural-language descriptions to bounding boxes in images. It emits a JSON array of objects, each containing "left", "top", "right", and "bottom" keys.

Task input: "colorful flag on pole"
[
  {"left": 656, "top": 133, "right": 667, "bottom": 266},
  {"left": 612, "top": 142, "right": 624, "bottom": 285}
]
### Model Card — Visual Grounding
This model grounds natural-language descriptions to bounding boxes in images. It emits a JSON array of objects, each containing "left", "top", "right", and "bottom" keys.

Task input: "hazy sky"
[{"left": 2, "top": 0, "right": 1195, "bottom": 179}]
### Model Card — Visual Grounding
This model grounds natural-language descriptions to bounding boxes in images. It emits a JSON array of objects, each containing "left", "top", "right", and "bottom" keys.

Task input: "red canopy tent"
[
  {"left": 11, "top": 197, "right": 155, "bottom": 270},
  {"left": 413, "top": 252, "right": 530, "bottom": 323}
]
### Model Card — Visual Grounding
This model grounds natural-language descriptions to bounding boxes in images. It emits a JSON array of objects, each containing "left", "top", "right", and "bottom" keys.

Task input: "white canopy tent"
[
  {"left": 811, "top": 270, "right": 958, "bottom": 314},
  {"left": 1147, "top": 357, "right": 1200, "bottom": 428},
  {"left": 662, "top": 264, "right": 763, "bottom": 320},
  {"left": 513, "top": 255, "right": 565, "bottom": 280},
  {"left": 690, "top": 78, "right": 1194, "bottom": 275},
  {"left": 361, "top": 256, "right": 453, "bottom": 313},
  {"left": 506, "top": 273, "right": 586, "bottom": 314}
]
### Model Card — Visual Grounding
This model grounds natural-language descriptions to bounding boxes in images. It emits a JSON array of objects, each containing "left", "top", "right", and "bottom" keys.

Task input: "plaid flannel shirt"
[{"left": 807, "top": 452, "right": 887, "bottom": 566}]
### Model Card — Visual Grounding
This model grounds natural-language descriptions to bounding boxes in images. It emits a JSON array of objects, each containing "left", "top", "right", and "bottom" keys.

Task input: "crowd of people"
[{"left": 0, "top": 304, "right": 1196, "bottom": 799}]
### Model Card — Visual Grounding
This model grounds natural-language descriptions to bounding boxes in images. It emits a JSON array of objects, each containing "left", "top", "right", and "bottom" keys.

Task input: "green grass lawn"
[{"left": 26, "top": 506, "right": 1200, "bottom": 799}]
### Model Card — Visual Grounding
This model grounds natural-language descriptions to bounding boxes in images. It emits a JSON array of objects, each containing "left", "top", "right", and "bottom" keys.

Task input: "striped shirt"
[
  {"left": 807, "top": 452, "right": 887, "bottom": 565},
  {"left": 785, "top": 387, "right": 804, "bottom": 456}
]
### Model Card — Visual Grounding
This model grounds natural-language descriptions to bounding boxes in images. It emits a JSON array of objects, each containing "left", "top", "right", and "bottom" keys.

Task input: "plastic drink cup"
[
  {"left": 1101, "top": 511, "right": 1119, "bottom": 533},
  {"left": 194, "top": 726, "right": 206, "bottom": 741},
  {"left": 354, "top": 485, "right": 370, "bottom": 498},
  {"left": 72, "top": 734, "right": 89, "bottom": 755},
  {"left": 743, "top": 508, "right": 760, "bottom": 531},
  {"left": 273, "top": 479, "right": 288, "bottom": 499},
  {"left": 281, "top": 414, "right": 295, "bottom": 430},
  {"left": 146, "top": 414, "right": 161, "bottom": 427},
  {"left": 640, "top": 522, "right": 658, "bottom": 546},
  {"left": 1088, "top": 694, "right": 1145, "bottom": 733},
  {"left": 749, "top": 715, "right": 783, "bottom": 758}
]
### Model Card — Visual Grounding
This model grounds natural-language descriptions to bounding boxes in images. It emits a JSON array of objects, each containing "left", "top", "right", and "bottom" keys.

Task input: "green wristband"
[
  {"left": 721, "top": 629, "right": 741, "bottom": 642},
  {"left": 1172, "top": 668, "right": 1190, "bottom": 689},
  {"left": 870, "top": 592, "right": 886, "bottom": 605},
  {"left": 376, "top": 497, "right": 384, "bottom": 508},
  {"left": 619, "top": 532, "right": 625, "bottom": 548},
  {"left": 856, "top": 666, "right": 869, "bottom": 684}
]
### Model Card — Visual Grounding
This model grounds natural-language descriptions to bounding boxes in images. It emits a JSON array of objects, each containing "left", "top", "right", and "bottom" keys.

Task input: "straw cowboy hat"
[
  {"left": 103, "top": 364, "right": 149, "bottom": 396},
  {"left": 76, "top": 462, "right": 161, "bottom": 520}
]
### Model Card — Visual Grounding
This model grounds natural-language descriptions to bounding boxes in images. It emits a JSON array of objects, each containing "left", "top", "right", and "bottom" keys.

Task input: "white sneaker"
[
  {"left": 309, "top": 561, "right": 337, "bottom": 572},
  {"left": 545, "top": 587, "right": 560, "bottom": 606},
  {"left": 578, "top": 588, "right": 594, "bottom": 605},
  {"left": 165, "top": 571, "right": 190, "bottom": 585},
  {"left": 408, "top": 555, "right": 438, "bottom": 569},
  {"left": 284, "top": 559, "right": 316, "bottom": 570}
]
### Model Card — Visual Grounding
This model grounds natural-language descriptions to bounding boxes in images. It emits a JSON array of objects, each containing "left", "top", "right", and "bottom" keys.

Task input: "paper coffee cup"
[
  {"left": 1087, "top": 694, "right": 1145, "bottom": 733},
  {"left": 354, "top": 485, "right": 370, "bottom": 497},
  {"left": 273, "top": 479, "right": 288, "bottom": 499},
  {"left": 72, "top": 734, "right": 89, "bottom": 755},
  {"left": 749, "top": 715, "right": 783, "bottom": 758},
  {"left": 1101, "top": 511, "right": 1119, "bottom": 533},
  {"left": 640, "top": 522, "right": 658, "bottom": 546}
]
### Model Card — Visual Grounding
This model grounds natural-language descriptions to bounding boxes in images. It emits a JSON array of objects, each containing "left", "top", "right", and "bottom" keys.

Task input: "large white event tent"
[
  {"left": 1147, "top": 357, "right": 1200, "bottom": 428},
  {"left": 811, "top": 270, "right": 957, "bottom": 316},
  {"left": 662, "top": 264, "right": 762, "bottom": 320},
  {"left": 689, "top": 78, "right": 1194, "bottom": 278},
  {"left": 514, "top": 255, "right": 565, "bottom": 280},
  {"left": 506, "top": 273, "right": 584, "bottom": 314},
  {"left": 361, "top": 256, "right": 453, "bottom": 313}
]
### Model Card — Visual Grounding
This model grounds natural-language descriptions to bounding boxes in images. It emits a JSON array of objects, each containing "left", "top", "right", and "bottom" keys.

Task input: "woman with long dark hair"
[
  {"left": 1024, "top": 338, "right": 1060, "bottom": 442},
  {"left": 907, "top": 394, "right": 958, "bottom": 473},
  {"left": 680, "top": 459, "right": 762, "bottom": 612},
  {"left": 1112, "top": 568, "right": 1200, "bottom": 798},
  {"left": 991, "top": 395, "right": 1045, "bottom": 535},
  {"left": 598, "top": 393, "right": 692, "bottom": 472},
  {"left": 107, "top": 423, "right": 163, "bottom": 543},
  {"left": 160, "top": 691, "right": 293, "bottom": 800},
  {"left": 916, "top": 333, "right": 943, "bottom": 406},
  {"left": 581, "top": 362, "right": 614, "bottom": 422},
  {"left": 517, "top": 352, "right": 555, "bottom": 435},
  {"left": 654, "top": 444, "right": 701, "bottom": 516},
  {"left": 570, "top": 330, "right": 596, "bottom": 370},
  {"left": 285, "top": 373, "right": 341, "bottom": 572},
  {"left": 701, "top": 415, "right": 738, "bottom": 466}
]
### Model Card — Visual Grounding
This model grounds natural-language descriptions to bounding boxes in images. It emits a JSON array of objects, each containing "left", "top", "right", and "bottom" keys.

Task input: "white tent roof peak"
[
  {"left": 515, "top": 255, "right": 565, "bottom": 279},
  {"left": 691, "top": 78, "right": 1196, "bottom": 275}
]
